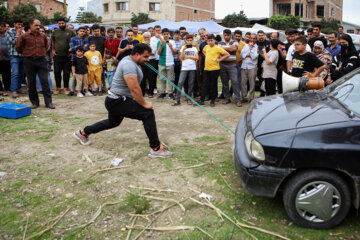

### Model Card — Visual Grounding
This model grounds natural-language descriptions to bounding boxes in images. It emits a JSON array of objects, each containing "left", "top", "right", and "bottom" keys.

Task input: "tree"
[
  {"left": 75, "top": 6, "right": 85, "bottom": 22},
  {"left": 10, "top": 4, "right": 50, "bottom": 25},
  {"left": 77, "top": 12, "right": 101, "bottom": 23},
  {"left": 321, "top": 18, "right": 340, "bottom": 34},
  {"left": 268, "top": 14, "right": 300, "bottom": 30},
  {"left": 131, "top": 12, "right": 155, "bottom": 26},
  {"left": 0, "top": 5, "right": 9, "bottom": 23},
  {"left": 222, "top": 11, "right": 249, "bottom": 28}
]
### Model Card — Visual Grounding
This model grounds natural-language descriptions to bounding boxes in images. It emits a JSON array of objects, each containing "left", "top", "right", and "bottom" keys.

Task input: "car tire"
[{"left": 283, "top": 169, "right": 351, "bottom": 229}]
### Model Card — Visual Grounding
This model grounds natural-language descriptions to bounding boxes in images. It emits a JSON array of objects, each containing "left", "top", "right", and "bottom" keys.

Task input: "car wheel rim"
[{"left": 295, "top": 181, "right": 341, "bottom": 223}]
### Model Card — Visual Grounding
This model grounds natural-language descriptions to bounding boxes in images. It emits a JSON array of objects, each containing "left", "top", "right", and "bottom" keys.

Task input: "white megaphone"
[{"left": 282, "top": 71, "right": 325, "bottom": 93}]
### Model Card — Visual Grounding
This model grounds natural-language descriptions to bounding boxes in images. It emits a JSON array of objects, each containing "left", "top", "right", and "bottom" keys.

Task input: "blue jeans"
[
  {"left": 36, "top": 71, "right": 53, "bottom": 91},
  {"left": 107, "top": 71, "right": 115, "bottom": 86},
  {"left": 10, "top": 56, "right": 25, "bottom": 92}
]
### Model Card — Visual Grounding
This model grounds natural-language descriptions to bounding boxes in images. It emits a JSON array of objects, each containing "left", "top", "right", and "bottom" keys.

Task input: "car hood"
[{"left": 247, "top": 91, "right": 351, "bottom": 137}]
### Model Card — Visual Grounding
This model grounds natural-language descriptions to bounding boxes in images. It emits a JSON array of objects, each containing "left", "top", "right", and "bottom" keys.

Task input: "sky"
[{"left": 66, "top": 0, "right": 360, "bottom": 25}]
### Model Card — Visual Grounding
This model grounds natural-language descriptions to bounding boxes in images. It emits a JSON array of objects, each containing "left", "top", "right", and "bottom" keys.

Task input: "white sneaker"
[
  {"left": 77, "top": 92, "right": 84, "bottom": 98},
  {"left": 85, "top": 91, "right": 93, "bottom": 97}
]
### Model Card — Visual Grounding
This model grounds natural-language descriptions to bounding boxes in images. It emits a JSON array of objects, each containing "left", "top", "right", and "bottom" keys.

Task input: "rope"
[{"left": 145, "top": 62, "right": 235, "bottom": 135}]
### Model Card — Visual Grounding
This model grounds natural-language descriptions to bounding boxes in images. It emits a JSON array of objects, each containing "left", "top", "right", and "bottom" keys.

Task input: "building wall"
[
  {"left": 5, "top": 0, "right": 64, "bottom": 18},
  {"left": 175, "top": 0, "right": 215, "bottom": 21},
  {"left": 273, "top": 0, "right": 342, "bottom": 25},
  {"left": 102, "top": 0, "right": 214, "bottom": 24},
  {"left": 102, "top": 0, "right": 176, "bottom": 24}
]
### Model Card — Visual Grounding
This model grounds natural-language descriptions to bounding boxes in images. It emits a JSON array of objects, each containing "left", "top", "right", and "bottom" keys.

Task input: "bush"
[{"left": 268, "top": 15, "right": 300, "bottom": 30}]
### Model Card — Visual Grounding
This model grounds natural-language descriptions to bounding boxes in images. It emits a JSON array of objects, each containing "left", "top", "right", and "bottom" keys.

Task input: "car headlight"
[{"left": 245, "top": 131, "right": 265, "bottom": 161}]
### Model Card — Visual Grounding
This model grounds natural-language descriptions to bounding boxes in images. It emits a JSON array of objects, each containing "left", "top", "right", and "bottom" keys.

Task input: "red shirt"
[{"left": 104, "top": 38, "right": 121, "bottom": 57}]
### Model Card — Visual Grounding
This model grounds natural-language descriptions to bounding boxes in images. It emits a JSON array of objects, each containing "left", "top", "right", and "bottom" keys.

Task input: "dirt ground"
[{"left": 1, "top": 91, "right": 359, "bottom": 240}]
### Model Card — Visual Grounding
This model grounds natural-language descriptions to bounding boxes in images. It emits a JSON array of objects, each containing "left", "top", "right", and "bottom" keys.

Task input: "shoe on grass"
[
  {"left": 73, "top": 130, "right": 91, "bottom": 145},
  {"left": 148, "top": 144, "right": 172, "bottom": 158}
]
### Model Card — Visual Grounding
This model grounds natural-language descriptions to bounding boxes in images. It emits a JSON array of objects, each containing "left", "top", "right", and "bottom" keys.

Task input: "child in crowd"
[
  {"left": 200, "top": 34, "right": 230, "bottom": 107},
  {"left": 290, "top": 36, "right": 325, "bottom": 78},
  {"left": 104, "top": 49, "right": 116, "bottom": 86},
  {"left": 172, "top": 34, "right": 198, "bottom": 106},
  {"left": 72, "top": 46, "right": 92, "bottom": 97},
  {"left": 84, "top": 42, "right": 103, "bottom": 95}
]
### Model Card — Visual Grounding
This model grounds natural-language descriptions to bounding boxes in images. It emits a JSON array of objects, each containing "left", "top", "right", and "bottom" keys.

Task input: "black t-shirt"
[
  {"left": 117, "top": 39, "right": 140, "bottom": 60},
  {"left": 72, "top": 56, "right": 88, "bottom": 74},
  {"left": 308, "top": 36, "right": 328, "bottom": 49},
  {"left": 257, "top": 39, "right": 270, "bottom": 66},
  {"left": 291, "top": 52, "right": 324, "bottom": 77},
  {"left": 88, "top": 35, "right": 105, "bottom": 56}
]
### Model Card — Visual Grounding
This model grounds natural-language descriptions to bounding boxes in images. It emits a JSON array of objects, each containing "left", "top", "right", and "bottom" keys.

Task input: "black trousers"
[
  {"left": 0, "top": 60, "right": 11, "bottom": 91},
  {"left": 201, "top": 70, "right": 219, "bottom": 101},
  {"left": 84, "top": 97, "right": 160, "bottom": 148},
  {"left": 276, "top": 70, "right": 283, "bottom": 94},
  {"left": 148, "top": 59, "right": 158, "bottom": 95},
  {"left": 24, "top": 57, "right": 52, "bottom": 106},
  {"left": 54, "top": 55, "right": 71, "bottom": 89},
  {"left": 173, "top": 60, "right": 181, "bottom": 94},
  {"left": 264, "top": 78, "right": 276, "bottom": 96}
]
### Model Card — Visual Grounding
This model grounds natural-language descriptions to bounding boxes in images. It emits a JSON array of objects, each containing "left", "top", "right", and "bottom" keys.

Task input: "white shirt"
[
  {"left": 240, "top": 44, "right": 259, "bottom": 70},
  {"left": 150, "top": 36, "right": 161, "bottom": 60},
  {"left": 180, "top": 46, "right": 198, "bottom": 71}
]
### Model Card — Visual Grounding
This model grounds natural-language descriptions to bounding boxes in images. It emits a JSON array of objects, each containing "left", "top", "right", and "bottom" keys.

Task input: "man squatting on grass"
[{"left": 73, "top": 44, "right": 172, "bottom": 158}]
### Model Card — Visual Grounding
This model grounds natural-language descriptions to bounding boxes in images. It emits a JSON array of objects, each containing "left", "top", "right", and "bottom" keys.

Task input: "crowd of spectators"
[{"left": 0, "top": 18, "right": 359, "bottom": 109}]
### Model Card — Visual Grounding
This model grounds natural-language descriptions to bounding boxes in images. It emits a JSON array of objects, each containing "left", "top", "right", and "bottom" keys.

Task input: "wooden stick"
[
  {"left": 66, "top": 201, "right": 121, "bottom": 231},
  {"left": 25, "top": 207, "right": 71, "bottom": 240},
  {"left": 195, "top": 226, "right": 214, "bottom": 239},
  {"left": 128, "top": 185, "right": 179, "bottom": 193},
  {"left": 235, "top": 220, "right": 291, "bottom": 240},
  {"left": 83, "top": 153, "right": 94, "bottom": 166},
  {"left": 22, "top": 215, "right": 29, "bottom": 240},
  {"left": 90, "top": 166, "right": 128, "bottom": 176},
  {"left": 144, "top": 195, "right": 185, "bottom": 212},
  {"left": 217, "top": 170, "right": 236, "bottom": 192},
  {"left": 189, "top": 198, "right": 257, "bottom": 240},
  {"left": 125, "top": 216, "right": 137, "bottom": 240},
  {"left": 161, "top": 163, "right": 208, "bottom": 173},
  {"left": 126, "top": 225, "right": 214, "bottom": 239},
  {"left": 132, "top": 195, "right": 197, "bottom": 240}
]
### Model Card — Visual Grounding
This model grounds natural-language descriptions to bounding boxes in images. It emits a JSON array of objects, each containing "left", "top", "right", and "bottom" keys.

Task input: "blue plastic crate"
[{"left": 0, "top": 103, "right": 31, "bottom": 119}]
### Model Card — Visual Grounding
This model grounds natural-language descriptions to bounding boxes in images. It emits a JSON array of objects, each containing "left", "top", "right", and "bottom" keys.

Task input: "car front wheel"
[{"left": 283, "top": 170, "right": 351, "bottom": 229}]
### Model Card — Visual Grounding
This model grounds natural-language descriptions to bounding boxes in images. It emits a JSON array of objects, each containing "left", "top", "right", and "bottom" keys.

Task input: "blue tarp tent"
[
  {"left": 44, "top": 23, "right": 94, "bottom": 31},
  {"left": 139, "top": 19, "right": 225, "bottom": 34}
]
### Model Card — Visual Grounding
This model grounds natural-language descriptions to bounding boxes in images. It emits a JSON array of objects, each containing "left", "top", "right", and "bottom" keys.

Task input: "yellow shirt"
[
  {"left": 133, "top": 34, "right": 144, "bottom": 43},
  {"left": 84, "top": 50, "right": 103, "bottom": 71},
  {"left": 203, "top": 45, "right": 226, "bottom": 71},
  {"left": 236, "top": 41, "right": 246, "bottom": 66}
]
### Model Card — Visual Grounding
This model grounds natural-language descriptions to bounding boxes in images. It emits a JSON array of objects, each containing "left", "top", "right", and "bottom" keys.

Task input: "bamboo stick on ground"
[
  {"left": 125, "top": 216, "right": 137, "bottom": 240},
  {"left": 128, "top": 185, "right": 179, "bottom": 193},
  {"left": 90, "top": 166, "right": 128, "bottom": 176},
  {"left": 144, "top": 195, "right": 186, "bottom": 212},
  {"left": 161, "top": 163, "right": 208, "bottom": 173},
  {"left": 25, "top": 207, "right": 71, "bottom": 240}
]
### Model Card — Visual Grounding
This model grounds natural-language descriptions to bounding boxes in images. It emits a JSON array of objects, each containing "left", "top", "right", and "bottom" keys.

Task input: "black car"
[{"left": 234, "top": 68, "right": 360, "bottom": 229}]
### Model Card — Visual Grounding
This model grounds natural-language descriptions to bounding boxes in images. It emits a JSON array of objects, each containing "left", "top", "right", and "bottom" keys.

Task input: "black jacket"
[{"left": 331, "top": 47, "right": 359, "bottom": 81}]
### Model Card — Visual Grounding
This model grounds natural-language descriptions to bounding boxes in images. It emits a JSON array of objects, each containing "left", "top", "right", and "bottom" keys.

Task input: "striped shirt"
[
  {"left": 173, "top": 39, "right": 184, "bottom": 61},
  {"left": 5, "top": 29, "right": 24, "bottom": 57}
]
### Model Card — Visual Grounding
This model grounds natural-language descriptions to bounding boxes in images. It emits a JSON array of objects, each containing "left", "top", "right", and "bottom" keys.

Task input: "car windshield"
[{"left": 327, "top": 69, "right": 360, "bottom": 115}]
